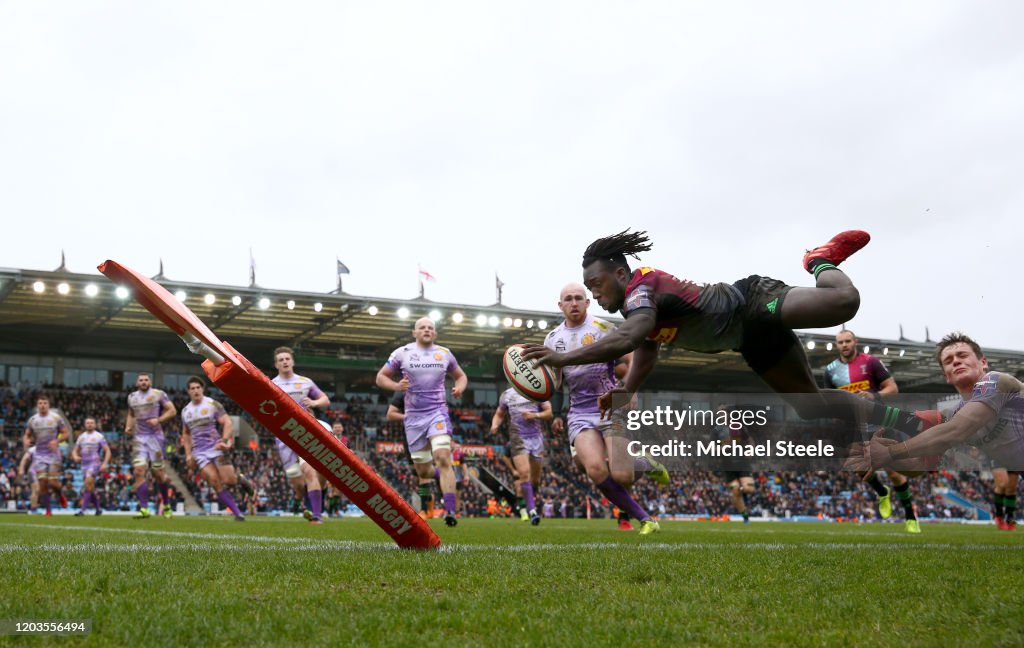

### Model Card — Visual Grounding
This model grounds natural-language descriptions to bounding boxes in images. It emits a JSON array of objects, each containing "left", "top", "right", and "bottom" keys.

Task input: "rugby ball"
[{"left": 502, "top": 344, "right": 555, "bottom": 402}]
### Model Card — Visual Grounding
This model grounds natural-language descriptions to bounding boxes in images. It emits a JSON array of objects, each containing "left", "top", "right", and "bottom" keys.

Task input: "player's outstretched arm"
[
  {"left": 522, "top": 310, "right": 656, "bottom": 368},
  {"left": 623, "top": 340, "right": 659, "bottom": 393},
  {"left": 872, "top": 401, "right": 996, "bottom": 468}
]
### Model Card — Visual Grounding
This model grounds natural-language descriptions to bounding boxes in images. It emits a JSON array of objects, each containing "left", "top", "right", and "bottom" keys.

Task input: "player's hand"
[
  {"left": 520, "top": 345, "right": 565, "bottom": 368},
  {"left": 452, "top": 385, "right": 463, "bottom": 400},
  {"left": 551, "top": 417, "right": 564, "bottom": 434},
  {"left": 598, "top": 387, "right": 636, "bottom": 420},
  {"left": 16, "top": 468, "right": 23, "bottom": 478},
  {"left": 186, "top": 455, "right": 196, "bottom": 470},
  {"left": 48, "top": 439, "right": 58, "bottom": 452},
  {"left": 216, "top": 440, "right": 231, "bottom": 451},
  {"left": 522, "top": 411, "right": 534, "bottom": 420},
  {"left": 147, "top": 418, "right": 159, "bottom": 427},
  {"left": 489, "top": 426, "right": 498, "bottom": 435},
  {"left": 856, "top": 391, "right": 876, "bottom": 401},
  {"left": 100, "top": 463, "right": 108, "bottom": 473},
  {"left": 396, "top": 378, "right": 411, "bottom": 392},
  {"left": 301, "top": 397, "right": 314, "bottom": 408}
]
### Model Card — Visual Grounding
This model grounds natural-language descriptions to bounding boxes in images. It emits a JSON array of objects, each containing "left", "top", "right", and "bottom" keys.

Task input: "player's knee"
[
  {"left": 583, "top": 461, "right": 608, "bottom": 483},
  {"left": 833, "top": 286, "right": 860, "bottom": 320},
  {"left": 611, "top": 468, "right": 634, "bottom": 487}
]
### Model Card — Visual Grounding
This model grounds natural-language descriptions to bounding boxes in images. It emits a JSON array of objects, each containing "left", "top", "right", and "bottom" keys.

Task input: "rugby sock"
[
  {"left": 596, "top": 477, "right": 651, "bottom": 523},
  {"left": 809, "top": 261, "right": 837, "bottom": 279},
  {"left": 417, "top": 484, "right": 433, "bottom": 512},
  {"left": 217, "top": 490, "right": 242, "bottom": 517},
  {"left": 866, "top": 403, "right": 933, "bottom": 436},
  {"left": 309, "top": 488, "right": 323, "bottom": 520},
  {"left": 434, "top": 468, "right": 441, "bottom": 481},
  {"left": 443, "top": 492, "right": 457, "bottom": 515},
  {"left": 137, "top": 482, "right": 149, "bottom": 508},
  {"left": 741, "top": 491, "right": 751, "bottom": 512},
  {"left": 993, "top": 494, "right": 1004, "bottom": 519},
  {"left": 618, "top": 509, "right": 630, "bottom": 523},
  {"left": 634, "top": 455, "right": 653, "bottom": 472},
  {"left": 303, "top": 492, "right": 312, "bottom": 511},
  {"left": 865, "top": 473, "right": 888, "bottom": 496},
  {"left": 522, "top": 482, "right": 536, "bottom": 513},
  {"left": 894, "top": 482, "right": 916, "bottom": 520},
  {"left": 1005, "top": 495, "right": 1017, "bottom": 523},
  {"left": 158, "top": 481, "right": 171, "bottom": 506},
  {"left": 41, "top": 491, "right": 51, "bottom": 513},
  {"left": 81, "top": 491, "right": 91, "bottom": 512},
  {"left": 94, "top": 491, "right": 103, "bottom": 511}
]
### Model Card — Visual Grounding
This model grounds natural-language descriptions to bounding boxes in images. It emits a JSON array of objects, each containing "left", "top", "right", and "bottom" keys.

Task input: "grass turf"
[{"left": 1, "top": 516, "right": 1022, "bottom": 647}]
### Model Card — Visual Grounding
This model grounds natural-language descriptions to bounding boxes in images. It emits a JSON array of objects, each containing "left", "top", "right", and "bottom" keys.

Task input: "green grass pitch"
[{"left": 1, "top": 516, "right": 1022, "bottom": 646}]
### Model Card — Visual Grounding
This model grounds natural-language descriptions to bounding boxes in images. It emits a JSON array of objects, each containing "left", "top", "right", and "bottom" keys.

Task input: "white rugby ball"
[{"left": 502, "top": 344, "right": 555, "bottom": 402}]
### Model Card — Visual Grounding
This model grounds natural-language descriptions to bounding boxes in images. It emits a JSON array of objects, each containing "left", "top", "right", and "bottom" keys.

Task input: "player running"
[
  {"left": 71, "top": 417, "right": 110, "bottom": 516},
  {"left": 271, "top": 346, "right": 331, "bottom": 524},
  {"left": 23, "top": 394, "right": 70, "bottom": 517},
  {"left": 125, "top": 373, "right": 177, "bottom": 518},
  {"left": 824, "top": 330, "right": 920, "bottom": 533},
  {"left": 521, "top": 229, "right": 933, "bottom": 448},
  {"left": 377, "top": 317, "right": 468, "bottom": 527},
  {"left": 860, "top": 333, "right": 1024, "bottom": 531},
  {"left": 491, "top": 388, "right": 552, "bottom": 525},
  {"left": 181, "top": 376, "right": 245, "bottom": 521},
  {"left": 544, "top": 283, "right": 667, "bottom": 536},
  {"left": 17, "top": 446, "right": 39, "bottom": 512}
]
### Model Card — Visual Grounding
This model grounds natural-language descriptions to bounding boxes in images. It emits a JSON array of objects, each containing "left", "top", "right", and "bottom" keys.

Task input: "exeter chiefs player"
[
  {"left": 272, "top": 346, "right": 331, "bottom": 524},
  {"left": 71, "top": 417, "right": 110, "bottom": 516},
  {"left": 377, "top": 317, "right": 468, "bottom": 527},
  {"left": 491, "top": 387, "right": 552, "bottom": 525},
  {"left": 23, "top": 394, "right": 69, "bottom": 517},
  {"left": 125, "top": 373, "right": 177, "bottom": 518},
  {"left": 544, "top": 283, "right": 667, "bottom": 535},
  {"left": 181, "top": 376, "right": 245, "bottom": 521}
]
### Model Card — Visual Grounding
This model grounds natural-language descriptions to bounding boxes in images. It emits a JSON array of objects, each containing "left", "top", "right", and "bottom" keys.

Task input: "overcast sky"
[{"left": 2, "top": 2, "right": 1022, "bottom": 350}]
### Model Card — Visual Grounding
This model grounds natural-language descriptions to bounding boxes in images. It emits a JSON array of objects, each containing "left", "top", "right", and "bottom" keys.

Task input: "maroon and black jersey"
[{"left": 620, "top": 267, "right": 746, "bottom": 352}]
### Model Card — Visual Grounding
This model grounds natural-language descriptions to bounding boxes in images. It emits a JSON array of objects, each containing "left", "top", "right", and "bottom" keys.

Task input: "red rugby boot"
[{"left": 804, "top": 230, "right": 871, "bottom": 273}]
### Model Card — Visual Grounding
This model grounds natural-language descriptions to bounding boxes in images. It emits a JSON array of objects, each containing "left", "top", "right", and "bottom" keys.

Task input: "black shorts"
[
  {"left": 720, "top": 470, "right": 751, "bottom": 484},
  {"left": 732, "top": 275, "right": 799, "bottom": 374}
]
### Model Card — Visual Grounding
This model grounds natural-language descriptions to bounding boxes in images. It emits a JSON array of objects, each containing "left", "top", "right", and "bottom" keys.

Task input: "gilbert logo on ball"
[{"left": 503, "top": 344, "right": 555, "bottom": 402}]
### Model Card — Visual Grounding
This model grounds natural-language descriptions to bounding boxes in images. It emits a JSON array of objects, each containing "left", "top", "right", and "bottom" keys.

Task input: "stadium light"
[
  {"left": 84, "top": 284, "right": 99, "bottom": 297},
  {"left": 174, "top": 290, "right": 187, "bottom": 302},
  {"left": 258, "top": 297, "right": 271, "bottom": 310},
  {"left": 538, "top": 320, "right": 548, "bottom": 330},
  {"left": 899, "top": 349, "right": 906, "bottom": 357},
  {"left": 488, "top": 315, "right": 499, "bottom": 327},
  {"left": 32, "top": 281, "right": 45, "bottom": 293},
  {"left": 826, "top": 342, "right": 833, "bottom": 351},
  {"left": 475, "top": 314, "right": 487, "bottom": 326},
  {"left": 502, "top": 317, "right": 513, "bottom": 327},
  {"left": 286, "top": 300, "right": 295, "bottom": 310},
  {"left": 513, "top": 318, "right": 522, "bottom": 328},
  {"left": 313, "top": 302, "right": 323, "bottom": 313},
  {"left": 367, "top": 305, "right": 379, "bottom": 316},
  {"left": 452, "top": 312, "right": 464, "bottom": 324},
  {"left": 429, "top": 309, "right": 442, "bottom": 322},
  {"left": 863, "top": 345, "right": 870, "bottom": 354},
  {"left": 806, "top": 340, "right": 815, "bottom": 350},
  {"left": 115, "top": 286, "right": 130, "bottom": 299},
  {"left": 883, "top": 347, "right": 889, "bottom": 355},
  {"left": 57, "top": 282, "right": 70, "bottom": 295},
  {"left": 231, "top": 295, "right": 242, "bottom": 306},
  {"left": 526, "top": 320, "right": 534, "bottom": 329},
  {"left": 204, "top": 294, "right": 216, "bottom": 306},
  {"left": 397, "top": 307, "right": 410, "bottom": 319}
]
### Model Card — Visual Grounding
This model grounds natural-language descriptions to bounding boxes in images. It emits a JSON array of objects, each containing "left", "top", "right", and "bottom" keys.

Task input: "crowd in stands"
[{"left": 0, "top": 382, "right": 1004, "bottom": 522}]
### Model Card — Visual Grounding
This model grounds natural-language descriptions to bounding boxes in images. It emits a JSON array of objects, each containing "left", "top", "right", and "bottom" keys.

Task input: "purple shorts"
[
  {"left": 404, "top": 411, "right": 452, "bottom": 453},
  {"left": 508, "top": 432, "right": 544, "bottom": 459},
  {"left": 132, "top": 434, "right": 165, "bottom": 467},
  {"left": 34, "top": 451, "right": 62, "bottom": 477},
  {"left": 193, "top": 446, "right": 223, "bottom": 471},
  {"left": 82, "top": 461, "right": 102, "bottom": 479}
]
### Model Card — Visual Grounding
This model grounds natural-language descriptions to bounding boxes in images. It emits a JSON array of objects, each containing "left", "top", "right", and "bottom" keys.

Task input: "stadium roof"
[{"left": 2, "top": 265, "right": 1023, "bottom": 391}]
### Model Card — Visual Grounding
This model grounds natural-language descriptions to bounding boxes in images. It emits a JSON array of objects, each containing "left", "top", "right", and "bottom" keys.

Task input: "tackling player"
[
  {"left": 491, "top": 388, "right": 552, "bottom": 525},
  {"left": 860, "top": 333, "right": 1023, "bottom": 532},
  {"left": 125, "top": 373, "right": 177, "bottom": 518},
  {"left": 181, "top": 376, "right": 245, "bottom": 521},
  {"left": 23, "top": 394, "right": 70, "bottom": 517},
  {"left": 377, "top": 317, "right": 468, "bottom": 527},
  {"left": 271, "top": 346, "right": 331, "bottom": 524},
  {"left": 71, "top": 417, "right": 110, "bottom": 516}
]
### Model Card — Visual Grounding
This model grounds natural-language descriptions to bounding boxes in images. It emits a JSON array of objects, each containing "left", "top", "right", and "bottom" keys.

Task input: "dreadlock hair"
[{"left": 581, "top": 229, "right": 653, "bottom": 271}]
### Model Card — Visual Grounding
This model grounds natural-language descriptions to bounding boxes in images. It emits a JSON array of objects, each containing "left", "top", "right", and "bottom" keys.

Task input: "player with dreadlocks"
[{"left": 521, "top": 229, "right": 935, "bottom": 443}]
